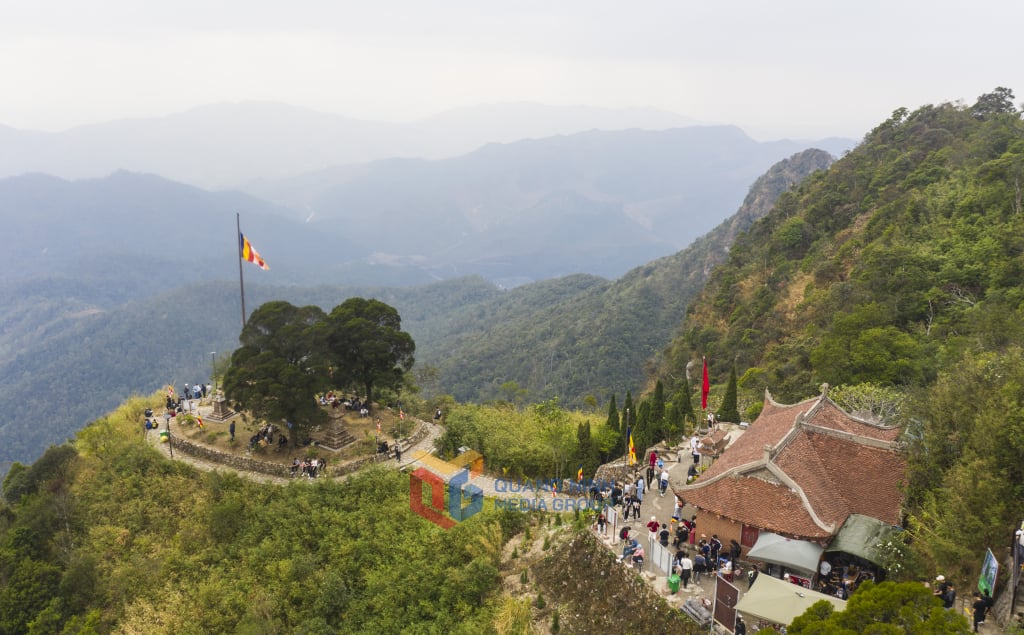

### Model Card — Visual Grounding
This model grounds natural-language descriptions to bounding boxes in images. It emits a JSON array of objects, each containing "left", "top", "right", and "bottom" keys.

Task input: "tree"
[
  {"left": 718, "top": 367, "right": 741, "bottom": 423},
  {"left": 606, "top": 394, "right": 620, "bottom": 437},
  {"left": 634, "top": 400, "right": 652, "bottom": 456},
  {"left": 649, "top": 380, "right": 667, "bottom": 444},
  {"left": 788, "top": 581, "right": 968, "bottom": 634},
  {"left": 576, "top": 421, "right": 599, "bottom": 477},
  {"left": 828, "top": 383, "right": 905, "bottom": 423},
  {"left": 621, "top": 391, "right": 635, "bottom": 450},
  {"left": 223, "top": 301, "right": 328, "bottom": 446},
  {"left": 671, "top": 379, "right": 696, "bottom": 434},
  {"left": 534, "top": 399, "right": 575, "bottom": 481},
  {"left": 322, "top": 298, "right": 415, "bottom": 410},
  {"left": 971, "top": 87, "right": 1017, "bottom": 119}
]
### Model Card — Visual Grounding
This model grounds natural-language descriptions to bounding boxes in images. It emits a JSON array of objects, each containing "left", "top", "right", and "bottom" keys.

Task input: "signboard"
[
  {"left": 714, "top": 573, "right": 740, "bottom": 632},
  {"left": 979, "top": 548, "right": 998, "bottom": 596}
]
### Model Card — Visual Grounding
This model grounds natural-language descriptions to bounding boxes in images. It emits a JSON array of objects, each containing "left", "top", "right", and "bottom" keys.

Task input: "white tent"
[
  {"left": 735, "top": 572, "right": 846, "bottom": 626},
  {"left": 746, "top": 532, "right": 823, "bottom": 575}
]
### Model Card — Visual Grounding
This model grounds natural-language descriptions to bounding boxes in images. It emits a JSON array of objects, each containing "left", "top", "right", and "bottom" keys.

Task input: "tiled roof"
[
  {"left": 698, "top": 396, "right": 815, "bottom": 479},
  {"left": 680, "top": 476, "right": 832, "bottom": 540},
  {"left": 680, "top": 390, "right": 906, "bottom": 537},
  {"left": 805, "top": 399, "right": 902, "bottom": 443},
  {"left": 774, "top": 430, "right": 905, "bottom": 527}
]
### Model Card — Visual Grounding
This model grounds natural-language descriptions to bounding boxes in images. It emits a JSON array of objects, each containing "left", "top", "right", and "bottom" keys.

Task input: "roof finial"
[{"left": 819, "top": 383, "right": 830, "bottom": 397}]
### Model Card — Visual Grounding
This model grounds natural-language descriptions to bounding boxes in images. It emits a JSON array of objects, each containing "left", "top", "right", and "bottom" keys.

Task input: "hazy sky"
[{"left": 1, "top": 0, "right": 1020, "bottom": 140}]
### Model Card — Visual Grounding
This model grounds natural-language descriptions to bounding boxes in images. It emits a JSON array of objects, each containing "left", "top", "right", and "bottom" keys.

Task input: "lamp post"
[
  {"left": 163, "top": 411, "right": 173, "bottom": 458},
  {"left": 210, "top": 352, "right": 216, "bottom": 395}
]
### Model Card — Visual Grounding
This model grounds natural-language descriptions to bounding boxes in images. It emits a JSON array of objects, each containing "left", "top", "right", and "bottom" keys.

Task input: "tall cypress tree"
[
  {"left": 673, "top": 378, "right": 696, "bottom": 432},
  {"left": 576, "top": 421, "right": 598, "bottom": 476},
  {"left": 621, "top": 391, "right": 635, "bottom": 452},
  {"left": 718, "top": 366, "right": 741, "bottom": 423},
  {"left": 606, "top": 394, "right": 620, "bottom": 437},
  {"left": 635, "top": 400, "right": 652, "bottom": 456},
  {"left": 665, "top": 403, "right": 683, "bottom": 441},
  {"left": 650, "top": 380, "right": 667, "bottom": 444}
]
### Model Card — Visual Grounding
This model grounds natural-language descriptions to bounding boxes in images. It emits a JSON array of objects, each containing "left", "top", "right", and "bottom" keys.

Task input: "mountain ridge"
[{"left": 0, "top": 100, "right": 768, "bottom": 188}]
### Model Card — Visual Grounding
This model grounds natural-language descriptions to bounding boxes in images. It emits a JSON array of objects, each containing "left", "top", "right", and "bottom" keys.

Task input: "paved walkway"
[
  {"left": 588, "top": 447, "right": 720, "bottom": 608},
  {"left": 146, "top": 402, "right": 444, "bottom": 485}
]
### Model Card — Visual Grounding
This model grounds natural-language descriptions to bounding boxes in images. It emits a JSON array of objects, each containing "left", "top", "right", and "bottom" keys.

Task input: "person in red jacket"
[{"left": 647, "top": 516, "right": 660, "bottom": 545}]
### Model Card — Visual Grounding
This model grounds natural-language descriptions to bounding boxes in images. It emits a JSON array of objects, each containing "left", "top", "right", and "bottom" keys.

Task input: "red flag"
[{"left": 701, "top": 356, "right": 710, "bottom": 410}]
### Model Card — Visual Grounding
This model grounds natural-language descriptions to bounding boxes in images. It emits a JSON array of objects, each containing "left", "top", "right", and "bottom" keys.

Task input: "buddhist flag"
[
  {"left": 196, "top": 415, "right": 204, "bottom": 429},
  {"left": 577, "top": 464, "right": 584, "bottom": 481},
  {"left": 240, "top": 233, "right": 269, "bottom": 270},
  {"left": 701, "top": 356, "right": 710, "bottom": 410},
  {"left": 628, "top": 427, "right": 637, "bottom": 465}
]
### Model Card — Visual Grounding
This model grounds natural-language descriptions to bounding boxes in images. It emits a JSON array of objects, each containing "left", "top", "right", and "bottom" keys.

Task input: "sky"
[{"left": 1, "top": 0, "right": 1020, "bottom": 140}]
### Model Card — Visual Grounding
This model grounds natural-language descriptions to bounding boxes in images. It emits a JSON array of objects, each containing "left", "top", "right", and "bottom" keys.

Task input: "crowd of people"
[
  {"left": 248, "top": 423, "right": 287, "bottom": 452},
  {"left": 319, "top": 392, "right": 373, "bottom": 417},
  {"left": 290, "top": 456, "right": 328, "bottom": 478}
]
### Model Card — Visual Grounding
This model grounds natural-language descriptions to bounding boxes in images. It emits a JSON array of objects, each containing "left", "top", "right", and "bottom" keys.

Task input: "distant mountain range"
[
  {"left": 2, "top": 126, "right": 853, "bottom": 286},
  {"left": 0, "top": 146, "right": 833, "bottom": 474},
  {"left": 0, "top": 101, "right": 710, "bottom": 188},
  {"left": 0, "top": 101, "right": 854, "bottom": 190},
  {"left": 0, "top": 103, "right": 855, "bottom": 474}
]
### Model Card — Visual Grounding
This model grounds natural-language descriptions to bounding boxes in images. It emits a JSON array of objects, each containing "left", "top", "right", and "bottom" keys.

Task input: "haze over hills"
[
  {"left": 418, "top": 148, "right": 836, "bottom": 403},
  {"left": 0, "top": 148, "right": 833, "bottom": 475},
  {"left": 0, "top": 101, "right": 716, "bottom": 188},
  {"left": 0, "top": 104, "right": 854, "bottom": 473},
  {"left": 244, "top": 126, "right": 850, "bottom": 283},
  {"left": 2, "top": 126, "right": 851, "bottom": 288}
]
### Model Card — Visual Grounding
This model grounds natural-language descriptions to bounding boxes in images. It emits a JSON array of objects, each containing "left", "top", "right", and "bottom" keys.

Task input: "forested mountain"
[
  {"left": 0, "top": 171, "right": 363, "bottom": 288},
  {"left": 1, "top": 127, "right": 847, "bottom": 289},
  {"left": 246, "top": 126, "right": 847, "bottom": 284},
  {"left": 655, "top": 88, "right": 1024, "bottom": 581},
  {"left": 420, "top": 149, "right": 834, "bottom": 404},
  {"left": 0, "top": 149, "right": 831, "bottom": 474}
]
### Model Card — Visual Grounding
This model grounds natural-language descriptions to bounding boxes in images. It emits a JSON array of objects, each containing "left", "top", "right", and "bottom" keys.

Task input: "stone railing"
[
  {"left": 169, "top": 436, "right": 291, "bottom": 478},
  {"left": 167, "top": 417, "right": 435, "bottom": 480}
]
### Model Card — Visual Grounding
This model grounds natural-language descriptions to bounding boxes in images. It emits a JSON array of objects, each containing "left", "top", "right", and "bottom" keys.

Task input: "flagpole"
[{"left": 237, "top": 213, "right": 247, "bottom": 328}]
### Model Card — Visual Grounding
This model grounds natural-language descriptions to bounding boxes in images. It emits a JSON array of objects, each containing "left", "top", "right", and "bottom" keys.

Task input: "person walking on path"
[
  {"left": 679, "top": 551, "right": 693, "bottom": 588},
  {"left": 647, "top": 516, "right": 660, "bottom": 546},
  {"left": 229, "top": 421, "right": 235, "bottom": 441},
  {"left": 972, "top": 592, "right": 990, "bottom": 632},
  {"left": 635, "top": 474, "right": 646, "bottom": 503},
  {"left": 694, "top": 551, "right": 706, "bottom": 584},
  {"left": 659, "top": 468, "right": 670, "bottom": 495}
]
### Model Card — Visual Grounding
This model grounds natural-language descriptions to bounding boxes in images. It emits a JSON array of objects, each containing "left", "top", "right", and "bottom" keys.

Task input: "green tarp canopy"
[
  {"left": 825, "top": 514, "right": 901, "bottom": 567},
  {"left": 736, "top": 573, "right": 847, "bottom": 626}
]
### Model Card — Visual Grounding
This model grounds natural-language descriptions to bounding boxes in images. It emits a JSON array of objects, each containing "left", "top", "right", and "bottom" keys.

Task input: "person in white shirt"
[
  {"left": 679, "top": 552, "right": 694, "bottom": 588},
  {"left": 819, "top": 559, "right": 832, "bottom": 580}
]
